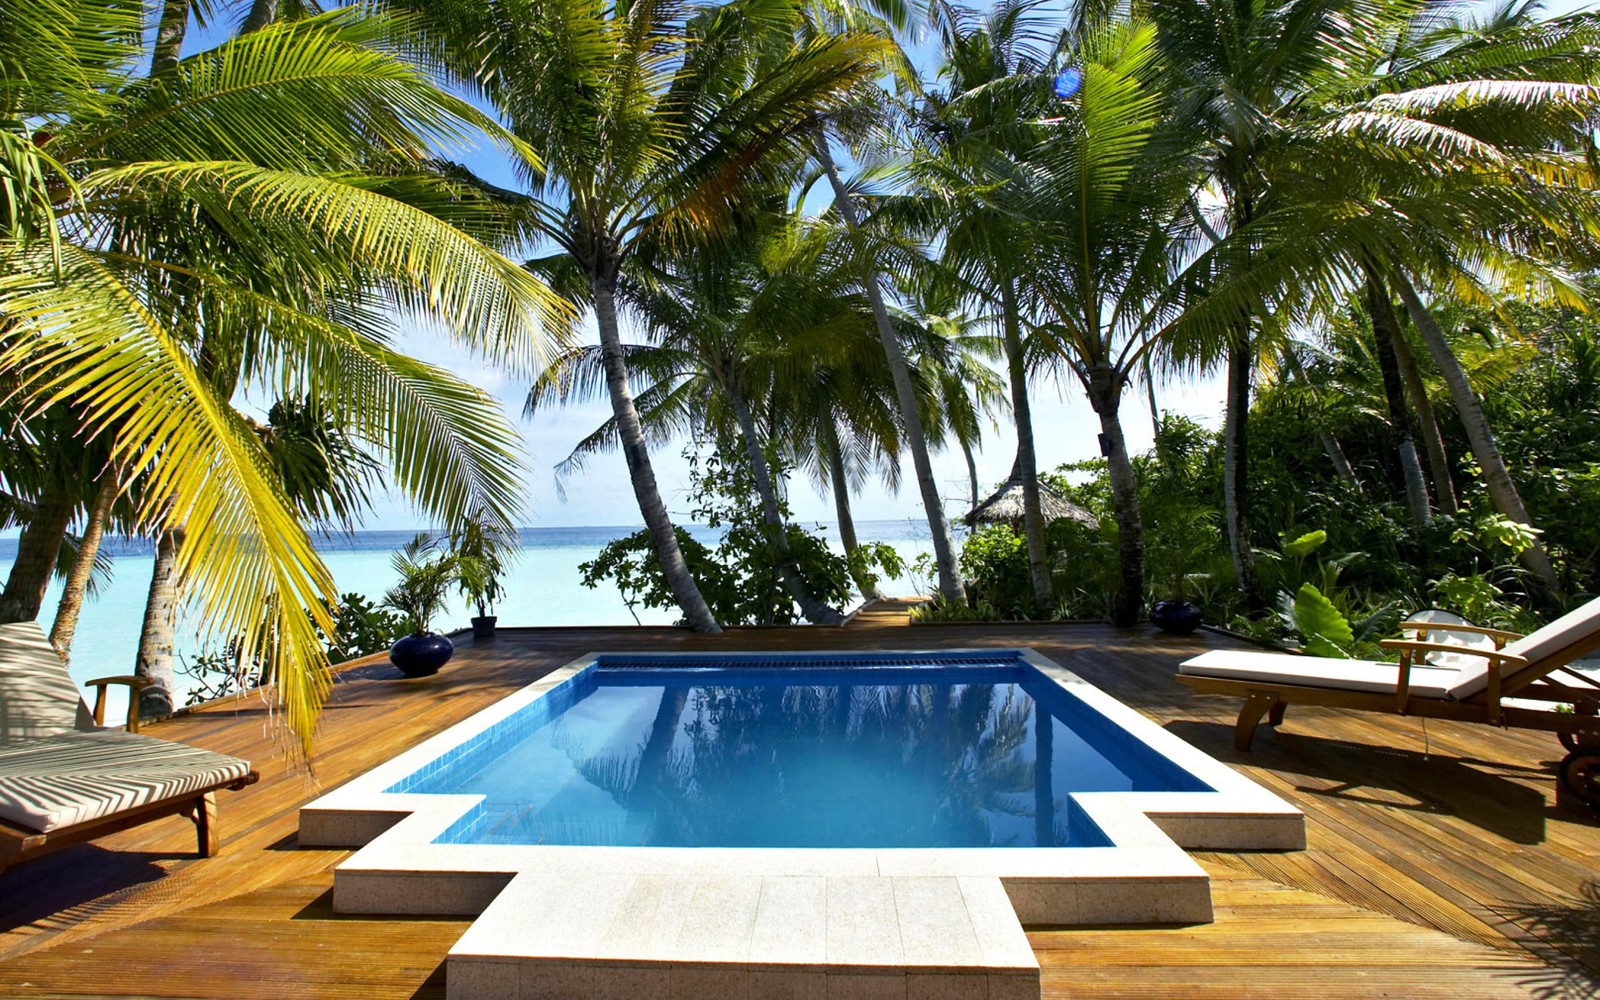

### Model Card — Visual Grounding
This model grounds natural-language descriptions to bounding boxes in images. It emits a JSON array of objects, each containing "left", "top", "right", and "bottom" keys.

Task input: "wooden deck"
[{"left": 1, "top": 601, "right": 1596, "bottom": 998}]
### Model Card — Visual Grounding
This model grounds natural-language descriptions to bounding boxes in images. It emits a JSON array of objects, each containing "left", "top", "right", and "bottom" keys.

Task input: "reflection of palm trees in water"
[{"left": 573, "top": 679, "right": 1053, "bottom": 847}]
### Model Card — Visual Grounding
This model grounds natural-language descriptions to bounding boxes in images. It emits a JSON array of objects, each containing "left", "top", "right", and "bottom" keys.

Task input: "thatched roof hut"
[{"left": 963, "top": 479, "right": 1097, "bottom": 528}]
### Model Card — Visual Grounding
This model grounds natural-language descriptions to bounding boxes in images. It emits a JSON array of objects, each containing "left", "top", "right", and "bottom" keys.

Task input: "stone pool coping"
[{"left": 299, "top": 648, "right": 1304, "bottom": 1000}]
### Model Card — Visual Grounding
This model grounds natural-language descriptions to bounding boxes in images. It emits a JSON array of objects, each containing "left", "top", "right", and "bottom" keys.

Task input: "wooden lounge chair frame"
[
  {"left": 1179, "top": 619, "right": 1600, "bottom": 806},
  {"left": 0, "top": 771, "right": 260, "bottom": 872},
  {"left": 0, "top": 645, "right": 259, "bottom": 874}
]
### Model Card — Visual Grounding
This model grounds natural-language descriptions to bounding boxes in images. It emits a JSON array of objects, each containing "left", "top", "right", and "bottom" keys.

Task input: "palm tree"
[
  {"left": 1159, "top": 0, "right": 1600, "bottom": 605},
  {"left": 529, "top": 206, "right": 855, "bottom": 624},
  {"left": 763, "top": 264, "right": 906, "bottom": 602},
  {"left": 389, "top": 0, "right": 888, "bottom": 632},
  {"left": 1, "top": 3, "right": 567, "bottom": 751},
  {"left": 1365, "top": 279, "right": 1433, "bottom": 523},
  {"left": 813, "top": 144, "right": 970, "bottom": 605},
  {"left": 1022, "top": 18, "right": 1202, "bottom": 626},
  {"left": 1313, "top": 3, "right": 1599, "bottom": 596},
  {"left": 901, "top": 280, "right": 1008, "bottom": 513},
  {"left": 908, "top": 0, "right": 1062, "bottom": 609},
  {"left": 49, "top": 470, "right": 120, "bottom": 659},
  {"left": 0, "top": 408, "right": 107, "bottom": 626},
  {"left": 794, "top": 0, "right": 968, "bottom": 606},
  {"left": 1145, "top": 0, "right": 1380, "bottom": 612}
]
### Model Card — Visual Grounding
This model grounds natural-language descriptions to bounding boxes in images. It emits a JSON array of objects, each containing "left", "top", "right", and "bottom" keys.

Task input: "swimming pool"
[
  {"left": 301, "top": 648, "right": 1304, "bottom": 1000},
  {"left": 396, "top": 652, "right": 1210, "bottom": 850}
]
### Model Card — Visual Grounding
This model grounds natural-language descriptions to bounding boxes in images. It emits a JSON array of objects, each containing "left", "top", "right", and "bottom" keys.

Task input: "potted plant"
[
  {"left": 1149, "top": 533, "right": 1206, "bottom": 635},
  {"left": 1150, "top": 596, "right": 1204, "bottom": 635},
  {"left": 451, "top": 515, "right": 514, "bottom": 639},
  {"left": 383, "top": 534, "right": 458, "bottom": 677}
]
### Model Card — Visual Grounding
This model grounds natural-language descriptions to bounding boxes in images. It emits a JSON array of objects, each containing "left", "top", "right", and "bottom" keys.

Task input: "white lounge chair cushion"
[
  {"left": 1426, "top": 597, "right": 1600, "bottom": 699},
  {"left": 1181, "top": 597, "right": 1600, "bottom": 704},
  {"left": 1499, "top": 596, "right": 1600, "bottom": 673},
  {"left": 0, "top": 729, "right": 253, "bottom": 833},
  {"left": 1180, "top": 649, "right": 1461, "bottom": 700},
  {"left": 0, "top": 621, "right": 95, "bottom": 743}
]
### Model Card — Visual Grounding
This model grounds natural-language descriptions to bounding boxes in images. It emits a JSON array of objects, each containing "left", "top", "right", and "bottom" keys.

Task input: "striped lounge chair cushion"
[{"left": 0, "top": 729, "right": 253, "bottom": 833}]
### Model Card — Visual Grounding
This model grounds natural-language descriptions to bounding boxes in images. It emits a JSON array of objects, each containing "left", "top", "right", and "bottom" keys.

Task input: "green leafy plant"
[
  {"left": 580, "top": 449, "right": 856, "bottom": 626},
  {"left": 580, "top": 526, "right": 737, "bottom": 626},
  {"left": 311, "top": 593, "right": 409, "bottom": 663},
  {"left": 1275, "top": 583, "right": 1403, "bottom": 659},
  {"left": 383, "top": 534, "right": 458, "bottom": 635},
  {"left": 176, "top": 644, "right": 255, "bottom": 707},
  {"left": 451, "top": 515, "right": 517, "bottom": 618},
  {"left": 911, "top": 595, "right": 1002, "bottom": 623},
  {"left": 1287, "top": 583, "right": 1356, "bottom": 657},
  {"left": 1451, "top": 512, "right": 1542, "bottom": 558},
  {"left": 959, "top": 524, "right": 1038, "bottom": 618},
  {"left": 848, "top": 542, "right": 906, "bottom": 600}
]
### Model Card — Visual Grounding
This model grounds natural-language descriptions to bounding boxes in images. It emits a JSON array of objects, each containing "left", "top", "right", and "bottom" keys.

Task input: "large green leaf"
[
  {"left": 1294, "top": 582, "right": 1354, "bottom": 658},
  {"left": 1282, "top": 529, "right": 1328, "bottom": 559}
]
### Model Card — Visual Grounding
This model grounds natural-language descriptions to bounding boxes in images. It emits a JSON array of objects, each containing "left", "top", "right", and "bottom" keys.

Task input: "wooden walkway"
[{"left": 1, "top": 602, "right": 1596, "bottom": 998}]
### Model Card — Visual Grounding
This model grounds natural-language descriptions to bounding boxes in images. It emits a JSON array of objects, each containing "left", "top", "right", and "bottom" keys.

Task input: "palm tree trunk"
[
  {"left": 1390, "top": 327, "right": 1458, "bottom": 514},
  {"left": 151, "top": 0, "right": 191, "bottom": 74},
  {"left": 725, "top": 383, "right": 843, "bottom": 624},
  {"left": 1321, "top": 431, "right": 1362, "bottom": 493},
  {"left": 136, "top": 528, "right": 182, "bottom": 719},
  {"left": 1393, "top": 270, "right": 1561, "bottom": 599},
  {"left": 1087, "top": 375, "right": 1144, "bottom": 627},
  {"left": 1367, "top": 278, "right": 1432, "bottom": 524},
  {"left": 1223, "top": 338, "right": 1263, "bottom": 612},
  {"left": 1033, "top": 705, "right": 1054, "bottom": 847},
  {"left": 1142, "top": 356, "right": 1161, "bottom": 439},
  {"left": 591, "top": 274, "right": 721, "bottom": 632},
  {"left": 0, "top": 484, "right": 74, "bottom": 625},
  {"left": 817, "top": 139, "right": 965, "bottom": 605},
  {"left": 49, "top": 473, "right": 116, "bottom": 659},
  {"left": 1001, "top": 278, "right": 1053, "bottom": 609},
  {"left": 239, "top": 0, "right": 277, "bottom": 34},
  {"left": 634, "top": 686, "right": 687, "bottom": 803},
  {"left": 961, "top": 441, "right": 979, "bottom": 510},
  {"left": 826, "top": 422, "right": 884, "bottom": 602}
]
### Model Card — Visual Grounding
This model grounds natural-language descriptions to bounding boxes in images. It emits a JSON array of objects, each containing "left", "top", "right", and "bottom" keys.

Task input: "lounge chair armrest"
[
  {"left": 85, "top": 675, "right": 153, "bottom": 733},
  {"left": 1378, "top": 638, "right": 1528, "bottom": 667},
  {"left": 1398, "top": 622, "right": 1522, "bottom": 644},
  {"left": 85, "top": 675, "right": 154, "bottom": 691}
]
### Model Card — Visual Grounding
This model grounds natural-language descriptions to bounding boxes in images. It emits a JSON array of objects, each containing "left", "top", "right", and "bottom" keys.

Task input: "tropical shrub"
[
  {"left": 581, "top": 449, "right": 865, "bottom": 626},
  {"left": 383, "top": 535, "right": 458, "bottom": 635},
  {"left": 313, "top": 593, "right": 409, "bottom": 664},
  {"left": 958, "top": 525, "right": 1036, "bottom": 618}
]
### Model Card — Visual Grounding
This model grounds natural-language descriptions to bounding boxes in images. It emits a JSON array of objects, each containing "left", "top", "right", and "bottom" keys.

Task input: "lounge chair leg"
[
  {"left": 1235, "top": 693, "right": 1279, "bottom": 752},
  {"left": 1267, "top": 701, "right": 1287, "bottom": 727},
  {"left": 190, "top": 792, "right": 219, "bottom": 857}
]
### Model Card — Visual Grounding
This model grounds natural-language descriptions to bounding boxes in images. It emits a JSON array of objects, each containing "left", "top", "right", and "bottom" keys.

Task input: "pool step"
[{"left": 445, "top": 871, "right": 1041, "bottom": 1000}]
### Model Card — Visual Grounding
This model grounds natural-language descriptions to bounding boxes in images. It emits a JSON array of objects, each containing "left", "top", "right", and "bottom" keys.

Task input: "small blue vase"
[
  {"left": 1150, "top": 600, "right": 1204, "bottom": 635},
  {"left": 389, "top": 632, "right": 454, "bottom": 677}
]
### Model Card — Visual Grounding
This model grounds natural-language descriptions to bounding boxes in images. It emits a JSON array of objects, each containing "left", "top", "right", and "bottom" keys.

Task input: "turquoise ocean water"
[{"left": 0, "top": 520, "right": 941, "bottom": 719}]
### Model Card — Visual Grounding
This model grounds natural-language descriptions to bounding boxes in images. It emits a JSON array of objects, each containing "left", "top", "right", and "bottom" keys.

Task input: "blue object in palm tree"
[{"left": 1054, "top": 66, "right": 1083, "bottom": 100}]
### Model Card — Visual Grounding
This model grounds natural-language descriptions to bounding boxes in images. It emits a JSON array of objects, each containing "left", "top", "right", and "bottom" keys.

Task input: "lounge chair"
[
  {"left": 0, "top": 621, "right": 258, "bottom": 872},
  {"left": 1178, "top": 601, "right": 1600, "bottom": 806}
]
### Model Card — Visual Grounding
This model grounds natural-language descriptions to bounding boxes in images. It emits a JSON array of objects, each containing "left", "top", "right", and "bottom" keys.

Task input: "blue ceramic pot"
[
  {"left": 389, "top": 632, "right": 454, "bottom": 677},
  {"left": 1150, "top": 600, "right": 1204, "bottom": 635}
]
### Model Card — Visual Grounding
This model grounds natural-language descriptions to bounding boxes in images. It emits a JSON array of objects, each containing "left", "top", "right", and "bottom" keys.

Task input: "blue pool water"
[{"left": 395, "top": 652, "right": 1210, "bottom": 850}]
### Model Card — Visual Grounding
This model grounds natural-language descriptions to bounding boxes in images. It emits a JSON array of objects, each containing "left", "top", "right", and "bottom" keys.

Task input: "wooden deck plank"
[{"left": 0, "top": 608, "right": 1595, "bottom": 996}]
